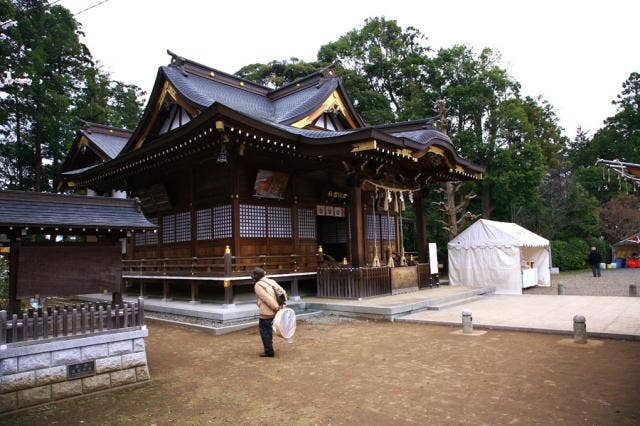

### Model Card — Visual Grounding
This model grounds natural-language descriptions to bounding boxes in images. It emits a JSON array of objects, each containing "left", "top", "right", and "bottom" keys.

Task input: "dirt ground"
[{"left": 5, "top": 318, "right": 640, "bottom": 425}]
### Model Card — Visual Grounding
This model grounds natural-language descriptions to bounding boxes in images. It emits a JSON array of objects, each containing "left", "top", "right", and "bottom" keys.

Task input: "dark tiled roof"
[
  {"left": 390, "top": 129, "right": 452, "bottom": 145},
  {"left": 0, "top": 191, "right": 157, "bottom": 231},
  {"left": 162, "top": 64, "right": 345, "bottom": 125},
  {"left": 83, "top": 130, "right": 128, "bottom": 159}
]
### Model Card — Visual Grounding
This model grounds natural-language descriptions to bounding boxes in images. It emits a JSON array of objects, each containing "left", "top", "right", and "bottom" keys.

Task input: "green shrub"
[{"left": 551, "top": 238, "right": 590, "bottom": 270}]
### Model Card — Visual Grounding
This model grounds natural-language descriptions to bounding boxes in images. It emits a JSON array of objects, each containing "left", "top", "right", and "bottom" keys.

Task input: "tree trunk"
[
  {"left": 481, "top": 182, "right": 493, "bottom": 219},
  {"left": 445, "top": 182, "right": 458, "bottom": 239}
]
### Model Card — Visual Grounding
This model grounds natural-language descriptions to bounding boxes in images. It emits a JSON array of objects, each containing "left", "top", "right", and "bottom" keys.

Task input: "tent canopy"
[{"left": 448, "top": 219, "right": 549, "bottom": 250}]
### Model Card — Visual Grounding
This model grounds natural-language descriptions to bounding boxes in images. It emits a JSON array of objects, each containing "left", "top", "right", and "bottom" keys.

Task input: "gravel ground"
[{"left": 525, "top": 268, "right": 640, "bottom": 296}]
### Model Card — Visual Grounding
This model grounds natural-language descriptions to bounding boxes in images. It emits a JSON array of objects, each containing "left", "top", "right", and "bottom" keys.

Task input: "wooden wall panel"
[{"left": 17, "top": 243, "right": 121, "bottom": 297}]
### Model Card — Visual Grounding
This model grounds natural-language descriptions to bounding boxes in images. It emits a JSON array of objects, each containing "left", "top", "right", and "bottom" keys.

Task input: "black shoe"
[{"left": 260, "top": 352, "right": 274, "bottom": 357}]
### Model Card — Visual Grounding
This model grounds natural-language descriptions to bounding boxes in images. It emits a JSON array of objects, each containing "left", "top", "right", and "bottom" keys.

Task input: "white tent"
[{"left": 447, "top": 219, "right": 552, "bottom": 295}]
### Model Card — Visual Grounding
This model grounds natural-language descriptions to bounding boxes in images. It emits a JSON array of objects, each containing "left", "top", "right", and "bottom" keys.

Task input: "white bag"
[{"left": 272, "top": 307, "right": 296, "bottom": 339}]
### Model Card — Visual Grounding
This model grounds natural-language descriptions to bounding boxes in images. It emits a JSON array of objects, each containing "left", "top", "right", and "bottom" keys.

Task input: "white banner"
[{"left": 428, "top": 243, "right": 438, "bottom": 274}]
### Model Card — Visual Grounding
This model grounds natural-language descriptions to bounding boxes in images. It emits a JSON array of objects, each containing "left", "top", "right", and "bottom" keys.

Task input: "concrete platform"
[
  {"left": 397, "top": 294, "right": 640, "bottom": 340},
  {"left": 302, "top": 286, "right": 495, "bottom": 320},
  {"left": 79, "top": 286, "right": 494, "bottom": 323}
]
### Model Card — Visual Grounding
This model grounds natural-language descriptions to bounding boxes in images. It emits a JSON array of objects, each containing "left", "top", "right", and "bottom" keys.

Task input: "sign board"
[
  {"left": 428, "top": 243, "right": 438, "bottom": 275},
  {"left": 67, "top": 360, "right": 95, "bottom": 379},
  {"left": 316, "top": 205, "right": 345, "bottom": 218}
]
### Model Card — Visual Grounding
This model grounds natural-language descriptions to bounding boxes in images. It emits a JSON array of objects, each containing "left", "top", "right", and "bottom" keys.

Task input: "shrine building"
[{"left": 57, "top": 51, "right": 484, "bottom": 303}]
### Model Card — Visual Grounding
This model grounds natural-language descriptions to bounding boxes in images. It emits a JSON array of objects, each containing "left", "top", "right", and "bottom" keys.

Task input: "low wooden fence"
[
  {"left": 417, "top": 263, "right": 439, "bottom": 288},
  {"left": 0, "top": 299, "right": 145, "bottom": 345},
  {"left": 317, "top": 266, "right": 392, "bottom": 299}
]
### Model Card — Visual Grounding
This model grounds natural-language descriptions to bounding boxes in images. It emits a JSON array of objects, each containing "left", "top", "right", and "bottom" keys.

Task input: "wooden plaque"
[{"left": 17, "top": 243, "right": 122, "bottom": 298}]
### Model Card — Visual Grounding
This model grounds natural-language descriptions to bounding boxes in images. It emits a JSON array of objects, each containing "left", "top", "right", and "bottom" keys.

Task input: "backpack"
[{"left": 260, "top": 278, "right": 287, "bottom": 306}]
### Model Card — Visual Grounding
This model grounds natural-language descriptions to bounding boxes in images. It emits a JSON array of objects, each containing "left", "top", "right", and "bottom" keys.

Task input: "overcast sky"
[{"left": 61, "top": 0, "right": 639, "bottom": 139}]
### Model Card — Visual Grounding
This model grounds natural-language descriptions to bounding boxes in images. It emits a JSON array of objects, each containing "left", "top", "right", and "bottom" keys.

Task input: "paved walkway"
[
  {"left": 398, "top": 294, "right": 640, "bottom": 339},
  {"left": 526, "top": 268, "right": 640, "bottom": 296}
]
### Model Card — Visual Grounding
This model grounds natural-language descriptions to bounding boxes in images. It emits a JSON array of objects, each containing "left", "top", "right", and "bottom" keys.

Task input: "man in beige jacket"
[{"left": 252, "top": 267, "right": 286, "bottom": 357}]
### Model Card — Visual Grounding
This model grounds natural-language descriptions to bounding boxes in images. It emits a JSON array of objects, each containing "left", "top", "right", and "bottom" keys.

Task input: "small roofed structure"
[
  {"left": 613, "top": 232, "right": 640, "bottom": 265},
  {"left": 57, "top": 121, "right": 132, "bottom": 193},
  {"left": 448, "top": 219, "right": 551, "bottom": 295},
  {"left": 0, "top": 191, "right": 156, "bottom": 314}
]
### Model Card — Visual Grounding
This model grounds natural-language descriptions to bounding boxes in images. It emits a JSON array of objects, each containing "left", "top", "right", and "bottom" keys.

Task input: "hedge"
[{"left": 551, "top": 238, "right": 590, "bottom": 270}]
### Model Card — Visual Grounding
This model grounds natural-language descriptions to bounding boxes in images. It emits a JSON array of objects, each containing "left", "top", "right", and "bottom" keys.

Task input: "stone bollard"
[
  {"left": 462, "top": 309, "right": 473, "bottom": 334},
  {"left": 557, "top": 283, "right": 565, "bottom": 295},
  {"left": 573, "top": 315, "right": 587, "bottom": 344},
  {"left": 630, "top": 285, "right": 638, "bottom": 297}
]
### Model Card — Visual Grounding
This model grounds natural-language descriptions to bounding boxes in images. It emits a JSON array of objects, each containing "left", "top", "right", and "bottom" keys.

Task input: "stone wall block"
[
  {"left": 135, "top": 366, "right": 150, "bottom": 382},
  {"left": 1, "top": 371, "right": 35, "bottom": 393},
  {"left": 0, "top": 392, "right": 17, "bottom": 413},
  {"left": 51, "top": 380, "right": 83, "bottom": 400},
  {"left": 51, "top": 348, "right": 82, "bottom": 367},
  {"left": 81, "top": 344, "right": 109, "bottom": 361},
  {"left": 95, "top": 355, "right": 122, "bottom": 374},
  {"left": 82, "top": 373, "right": 110, "bottom": 393},
  {"left": 110, "top": 368, "right": 136, "bottom": 387},
  {"left": 0, "top": 358, "right": 17, "bottom": 375},
  {"left": 18, "top": 353, "right": 50, "bottom": 372},
  {"left": 35, "top": 366, "right": 67, "bottom": 386},
  {"left": 17, "top": 385, "right": 51, "bottom": 408},
  {"left": 133, "top": 338, "right": 145, "bottom": 352},
  {"left": 108, "top": 340, "right": 132, "bottom": 356},
  {"left": 121, "top": 352, "right": 146, "bottom": 369}
]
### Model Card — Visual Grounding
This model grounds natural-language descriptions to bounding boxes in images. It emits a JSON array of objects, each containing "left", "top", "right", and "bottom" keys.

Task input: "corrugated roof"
[
  {"left": 83, "top": 130, "right": 128, "bottom": 159},
  {"left": 0, "top": 191, "right": 157, "bottom": 231}
]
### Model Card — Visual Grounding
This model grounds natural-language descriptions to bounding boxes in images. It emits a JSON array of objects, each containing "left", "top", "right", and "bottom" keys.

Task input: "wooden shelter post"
[
  {"left": 348, "top": 175, "right": 365, "bottom": 267},
  {"left": 415, "top": 189, "right": 428, "bottom": 263},
  {"left": 8, "top": 235, "right": 20, "bottom": 315}
]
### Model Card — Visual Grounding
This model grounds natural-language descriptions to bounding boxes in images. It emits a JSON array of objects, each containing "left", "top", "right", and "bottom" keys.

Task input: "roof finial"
[{"left": 433, "top": 98, "right": 450, "bottom": 134}]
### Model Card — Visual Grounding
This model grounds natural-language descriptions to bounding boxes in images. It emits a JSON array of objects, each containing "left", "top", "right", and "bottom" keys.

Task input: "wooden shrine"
[{"left": 57, "top": 51, "right": 484, "bottom": 302}]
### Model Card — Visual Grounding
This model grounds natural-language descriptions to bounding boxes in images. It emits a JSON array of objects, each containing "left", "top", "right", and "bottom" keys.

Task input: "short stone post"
[
  {"left": 462, "top": 309, "right": 473, "bottom": 334},
  {"left": 629, "top": 285, "right": 638, "bottom": 297},
  {"left": 557, "top": 283, "right": 565, "bottom": 295},
  {"left": 573, "top": 315, "right": 587, "bottom": 344}
]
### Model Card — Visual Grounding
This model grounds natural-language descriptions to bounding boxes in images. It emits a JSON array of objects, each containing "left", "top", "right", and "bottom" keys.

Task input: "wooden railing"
[
  {"left": 123, "top": 253, "right": 319, "bottom": 277},
  {"left": 0, "top": 299, "right": 145, "bottom": 345},
  {"left": 417, "top": 263, "right": 440, "bottom": 288},
  {"left": 317, "top": 266, "right": 392, "bottom": 299}
]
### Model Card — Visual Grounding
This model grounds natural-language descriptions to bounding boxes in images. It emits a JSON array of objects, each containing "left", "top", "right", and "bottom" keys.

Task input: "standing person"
[
  {"left": 252, "top": 267, "right": 286, "bottom": 357},
  {"left": 588, "top": 247, "right": 602, "bottom": 278}
]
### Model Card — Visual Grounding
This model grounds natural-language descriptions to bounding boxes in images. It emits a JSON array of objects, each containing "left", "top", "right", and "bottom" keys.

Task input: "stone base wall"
[{"left": 0, "top": 327, "right": 149, "bottom": 413}]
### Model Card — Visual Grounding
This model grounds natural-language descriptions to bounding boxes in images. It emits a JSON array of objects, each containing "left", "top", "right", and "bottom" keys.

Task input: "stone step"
[{"left": 425, "top": 295, "right": 486, "bottom": 311}]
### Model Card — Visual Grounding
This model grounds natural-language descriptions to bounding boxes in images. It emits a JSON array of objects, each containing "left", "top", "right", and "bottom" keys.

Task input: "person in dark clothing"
[{"left": 588, "top": 247, "right": 602, "bottom": 277}]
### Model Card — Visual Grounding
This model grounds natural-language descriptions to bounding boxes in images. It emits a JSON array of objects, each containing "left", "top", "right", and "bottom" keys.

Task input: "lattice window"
[
  {"left": 380, "top": 216, "right": 396, "bottom": 240},
  {"left": 240, "top": 204, "right": 266, "bottom": 238},
  {"left": 134, "top": 232, "right": 146, "bottom": 246},
  {"left": 196, "top": 208, "right": 212, "bottom": 241},
  {"left": 212, "top": 204, "right": 232, "bottom": 239},
  {"left": 366, "top": 214, "right": 378, "bottom": 240},
  {"left": 297, "top": 208, "right": 316, "bottom": 239},
  {"left": 267, "top": 207, "right": 291, "bottom": 238},
  {"left": 175, "top": 211, "right": 191, "bottom": 243},
  {"left": 162, "top": 214, "right": 175, "bottom": 244},
  {"left": 146, "top": 218, "right": 159, "bottom": 245},
  {"left": 366, "top": 214, "right": 396, "bottom": 240}
]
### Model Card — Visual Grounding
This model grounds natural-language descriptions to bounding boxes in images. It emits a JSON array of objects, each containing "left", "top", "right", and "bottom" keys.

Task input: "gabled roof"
[
  {"left": 121, "top": 51, "right": 366, "bottom": 154},
  {"left": 0, "top": 190, "right": 156, "bottom": 232},
  {"left": 61, "top": 122, "right": 131, "bottom": 171}
]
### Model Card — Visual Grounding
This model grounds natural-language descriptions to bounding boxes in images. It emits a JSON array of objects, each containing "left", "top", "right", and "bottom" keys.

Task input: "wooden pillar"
[
  {"left": 223, "top": 280, "right": 234, "bottom": 306},
  {"left": 290, "top": 277, "right": 301, "bottom": 301},
  {"left": 8, "top": 236, "right": 20, "bottom": 315},
  {"left": 190, "top": 282, "right": 199, "bottom": 304},
  {"left": 414, "top": 189, "right": 428, "bottom": 263},
  {"left": 189, "top": 166, "right": 197, "bottom": 258},
  {"left": 162, "top": 279, "right": 171, "bottom": 302},
  {"left": 138, "top": 281, "right": 145, "bottom": 298},
  {"left": 348, "top": 175, "right": 365, "bottom": 268}
]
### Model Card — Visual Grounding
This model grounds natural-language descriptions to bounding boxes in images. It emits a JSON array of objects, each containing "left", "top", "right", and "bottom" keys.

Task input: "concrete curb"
[{"left": 395, "top": 318, "right": 640, "bottom": 341}]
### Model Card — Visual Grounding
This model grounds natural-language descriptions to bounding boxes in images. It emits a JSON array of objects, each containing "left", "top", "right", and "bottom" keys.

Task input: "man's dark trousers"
[
  {"left": 259, "top": 318, "right": 274, "bottom": 355},
  {"left": 591, "top": 264, "right": 601, "bottom": 277}
]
